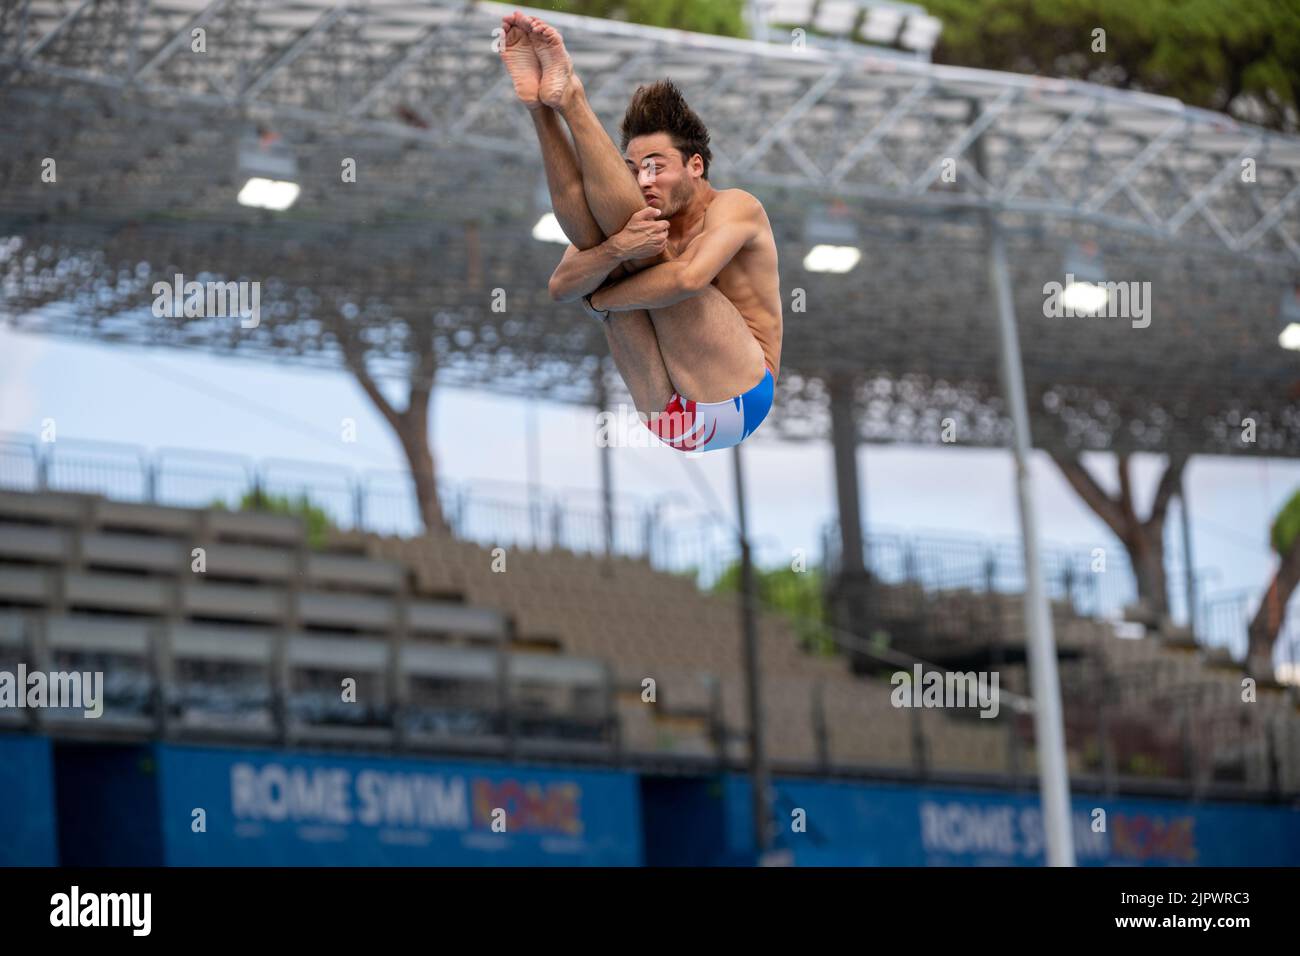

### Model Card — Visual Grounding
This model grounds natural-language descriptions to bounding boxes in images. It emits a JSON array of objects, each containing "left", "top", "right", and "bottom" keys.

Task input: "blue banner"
[
  {"left": 722, "top": 776, "right": 1300, "bottom": 866},
  {"left": 1, "top": 735, "right": 58, "bottom": 865},
  {"left": 154, "top": 744, "right": 643, "bottom": 866}
]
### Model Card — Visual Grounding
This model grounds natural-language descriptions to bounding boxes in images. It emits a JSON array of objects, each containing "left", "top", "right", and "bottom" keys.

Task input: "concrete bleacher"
[
  {"left": 340, "top": 528, "right": 1018, "bottom": 777},
  {"left": 4, "top": 486, "right": 1294, "bottom": 794},
  {"left": 1, "top": 485, "right": 1010, "bottom": 776},
  {"left": 1039, "top": 614, "right": 1298, "bottom": 792},
  {"left": 0, "top": 488, "right": 608, "bottom": 756},
  {"left": 849, "top": 578, "right": 1299, "bottom": 793}
]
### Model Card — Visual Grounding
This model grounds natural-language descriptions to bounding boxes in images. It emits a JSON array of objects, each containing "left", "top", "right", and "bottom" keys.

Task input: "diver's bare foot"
[
  {"left": 528, "top": 17, "right": 574, "bottom": 110},
  {"left": 499, "top": 12, "right": 542, "bottom": 110}
]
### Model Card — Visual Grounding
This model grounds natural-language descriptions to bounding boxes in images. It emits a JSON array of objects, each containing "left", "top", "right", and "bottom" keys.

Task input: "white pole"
[
  {"left": 746, "top": 0, "right": 770, "bottom": 43},
  {"left": 526, "top": 402, "right": 541, "bottom": 546},
  {"left": 732, "top": 443, "right": 772, "bottom": 857},
  {"left": 987, "top": 218, "right": 1076, "bottom": 866}
]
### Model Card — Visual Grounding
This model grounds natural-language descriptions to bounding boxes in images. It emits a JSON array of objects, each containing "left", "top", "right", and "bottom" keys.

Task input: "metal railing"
[
  {"left": 1200, "top": 589, "right": 1300, "bottom": 674},
  {"left": 0, "top": 431, "right": 739, "bottom": 579},
  {"left": 3, "top": 431, "right": 1297, "bottom": 795},
  {"left": 823, "top": 519, "right": 1141, "bottom": 618},
  {"left": 822, "top": 519, "right": 1300, "bottom": 674},
  {"left": 4, "top": 430, "right": 1296, "bottom": 673}
]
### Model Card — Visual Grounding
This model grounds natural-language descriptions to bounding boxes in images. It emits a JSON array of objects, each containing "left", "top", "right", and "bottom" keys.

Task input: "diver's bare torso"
[{"left": 669, "top": 188, "right": 783, "bottom": 380}]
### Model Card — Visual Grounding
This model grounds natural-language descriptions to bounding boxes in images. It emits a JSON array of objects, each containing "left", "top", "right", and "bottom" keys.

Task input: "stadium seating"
[{"left": 1, "top": 486, "right": 1296, "bottom": 796}]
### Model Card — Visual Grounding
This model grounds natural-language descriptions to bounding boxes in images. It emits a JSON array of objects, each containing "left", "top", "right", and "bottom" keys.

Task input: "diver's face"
[{"left": 625, "top": 133, "right": 698, "bottom": 218}]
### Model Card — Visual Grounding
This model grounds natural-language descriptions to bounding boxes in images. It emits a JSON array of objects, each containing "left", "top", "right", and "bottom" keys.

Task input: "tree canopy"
[
  {"left": 1271, "top": 488, "right": 1300, "bottom": 556},
  {"left": 925, "top": 0, "right": 1299, "bottom": 132},
  {"left": 541, "top": 0, "right": 1299, "bottom": 132}
]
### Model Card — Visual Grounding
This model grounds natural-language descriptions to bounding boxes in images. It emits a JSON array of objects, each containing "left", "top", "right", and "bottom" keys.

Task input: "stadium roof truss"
[{"left": 3, "top": 0, "right": 1300, "bottom": 456}]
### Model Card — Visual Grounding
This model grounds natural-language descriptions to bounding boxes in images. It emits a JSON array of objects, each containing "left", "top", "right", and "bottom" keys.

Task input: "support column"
[
  {"left": 732, "top": 443, "right": 771, "bottom": 858},
  {"left": 595, "top": 367, "right": 614, "bottom": 561},
  {"left": 987, "top": 217, "right": 1076, "bottom": 866},
  {"left": 829, "top": 375, "right": 866, "bottom": 580},
  {"left": 745, "top": 0, "right": 771, "bottom": 42},
  {"left": 828, "top": 375, "right": 871, "bottom": 658},
  {"left": 1179, "top": 470, "right": 1197, "bottom": 638},
  {"left": 525, "top": 403, "right": 542, "bottom": 547}
]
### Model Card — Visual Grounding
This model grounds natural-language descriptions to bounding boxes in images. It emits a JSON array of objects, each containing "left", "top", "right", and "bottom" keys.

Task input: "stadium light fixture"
[
  {"left": 1061, "top": 281, "right": 1109, "bottom": 315},
  {"left": 762, "top": 0, "right": 817, "bottom": 27},
  {"left": 531, "top": 178, "right": 571, "bottom": 245},
  {"left": 898, "top": 13, "right": 942, "bottom": 52},
  {"left": 237, "top": 178, "right": 300, "bottom": 211},
  {"left": 1279, "top": 283, "right": 1300, "bottom": 351},
  {"left": 804, "top": 244, "right": 862, "bottom": 273},
  {"left": 531, "top": 212, "right": 570, "bottom": 245},
  {"left": 1060, "top": 241, "right": 1108, "bottom": 315},
  {"left": 236, "top": 130, "right": 299, "bottom": 211},
  {"left": 813, "top": 0, "right": 859, "bottom": 36},
  {"left": 858, "top": 5, "right": 905, "bottom": 44},
  {"left": 803, "top": 203, "right": 862, "bottom": 273},
  {"left": 759, "top": 0, "right": 942, "bottom": 58}
]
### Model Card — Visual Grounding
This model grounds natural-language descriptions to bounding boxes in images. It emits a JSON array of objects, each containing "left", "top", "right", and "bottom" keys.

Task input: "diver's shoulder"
[
  {"left": 713, "top": 187, "right": 763, "bottom": 207},
  {"left": 709, "top": 187, "right": 767, "bottom": 219}
]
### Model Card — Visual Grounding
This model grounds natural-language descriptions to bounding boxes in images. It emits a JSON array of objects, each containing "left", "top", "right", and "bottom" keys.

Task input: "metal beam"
[
  {"left": 446, "top": 74, "right": 513, "bottom": 138},
  {"left": 779, "top": 133, "right": 829, "bottom": 183},
  {"left": 347, "top": 19, "right": 464, "bottom": 119},
  {"left": 3, "top": 3, "right": 1296, "bottom": 265},
  {"left": 242, "top": 4, "right": 350, "bottom": 102},
  {"left": 1117, "top": 179, "right": 1168, "bottom": 234},
  {"left": 18, "top": 0, "right": 95, "bottom": 61},
  {"left": 1165, "top": 143, "right": 1264, "bottom": 236},
  {"left": 828, "top": 78, "right": 931, "bottom": 184},
  {"left": 1001, "top": 100, "right": 1096, "bottom": 201},
  {"left": 734, "top": 64, "right": 846, "bottom": 173},
  {"left": 134, "top": 0, "right": 235, "bottom": 81},
  {"left": 910, "top": 87, "right": 1016, "bottom": 195},
  {"left": 1236, "top": 177, "right": 1300, "bottom": 255},
  {"left": 1082, "top": 119, "right": 1184, "bottom": 213}
]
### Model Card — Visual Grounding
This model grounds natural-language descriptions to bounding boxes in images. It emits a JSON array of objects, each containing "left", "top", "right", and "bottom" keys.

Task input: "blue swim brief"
[{"left": 645, "top": 362, "right": 775, "bottom": 452}]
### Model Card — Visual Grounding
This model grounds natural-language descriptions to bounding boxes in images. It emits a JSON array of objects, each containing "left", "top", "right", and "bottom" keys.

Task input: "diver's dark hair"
[{"left": 619, "top": 79, "right": 711, "bottom": 179}]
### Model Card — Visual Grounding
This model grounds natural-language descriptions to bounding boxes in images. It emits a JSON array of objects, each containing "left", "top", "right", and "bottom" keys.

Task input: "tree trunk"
[
  {"left": 395, "top": 410, "right": 446, "bottom": 535},
  {"left": 1245, "top": 534, "right": 1300, "bottom": 681},
  {"left": 1127, "top": 517, "right": 1169, "bottom": 623},
  {"left": 1050, "top": 452, "right": 1186, "bottom": 628},
  {"left": 341, "top": 328, "right": 447, "bottom": 535}
]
